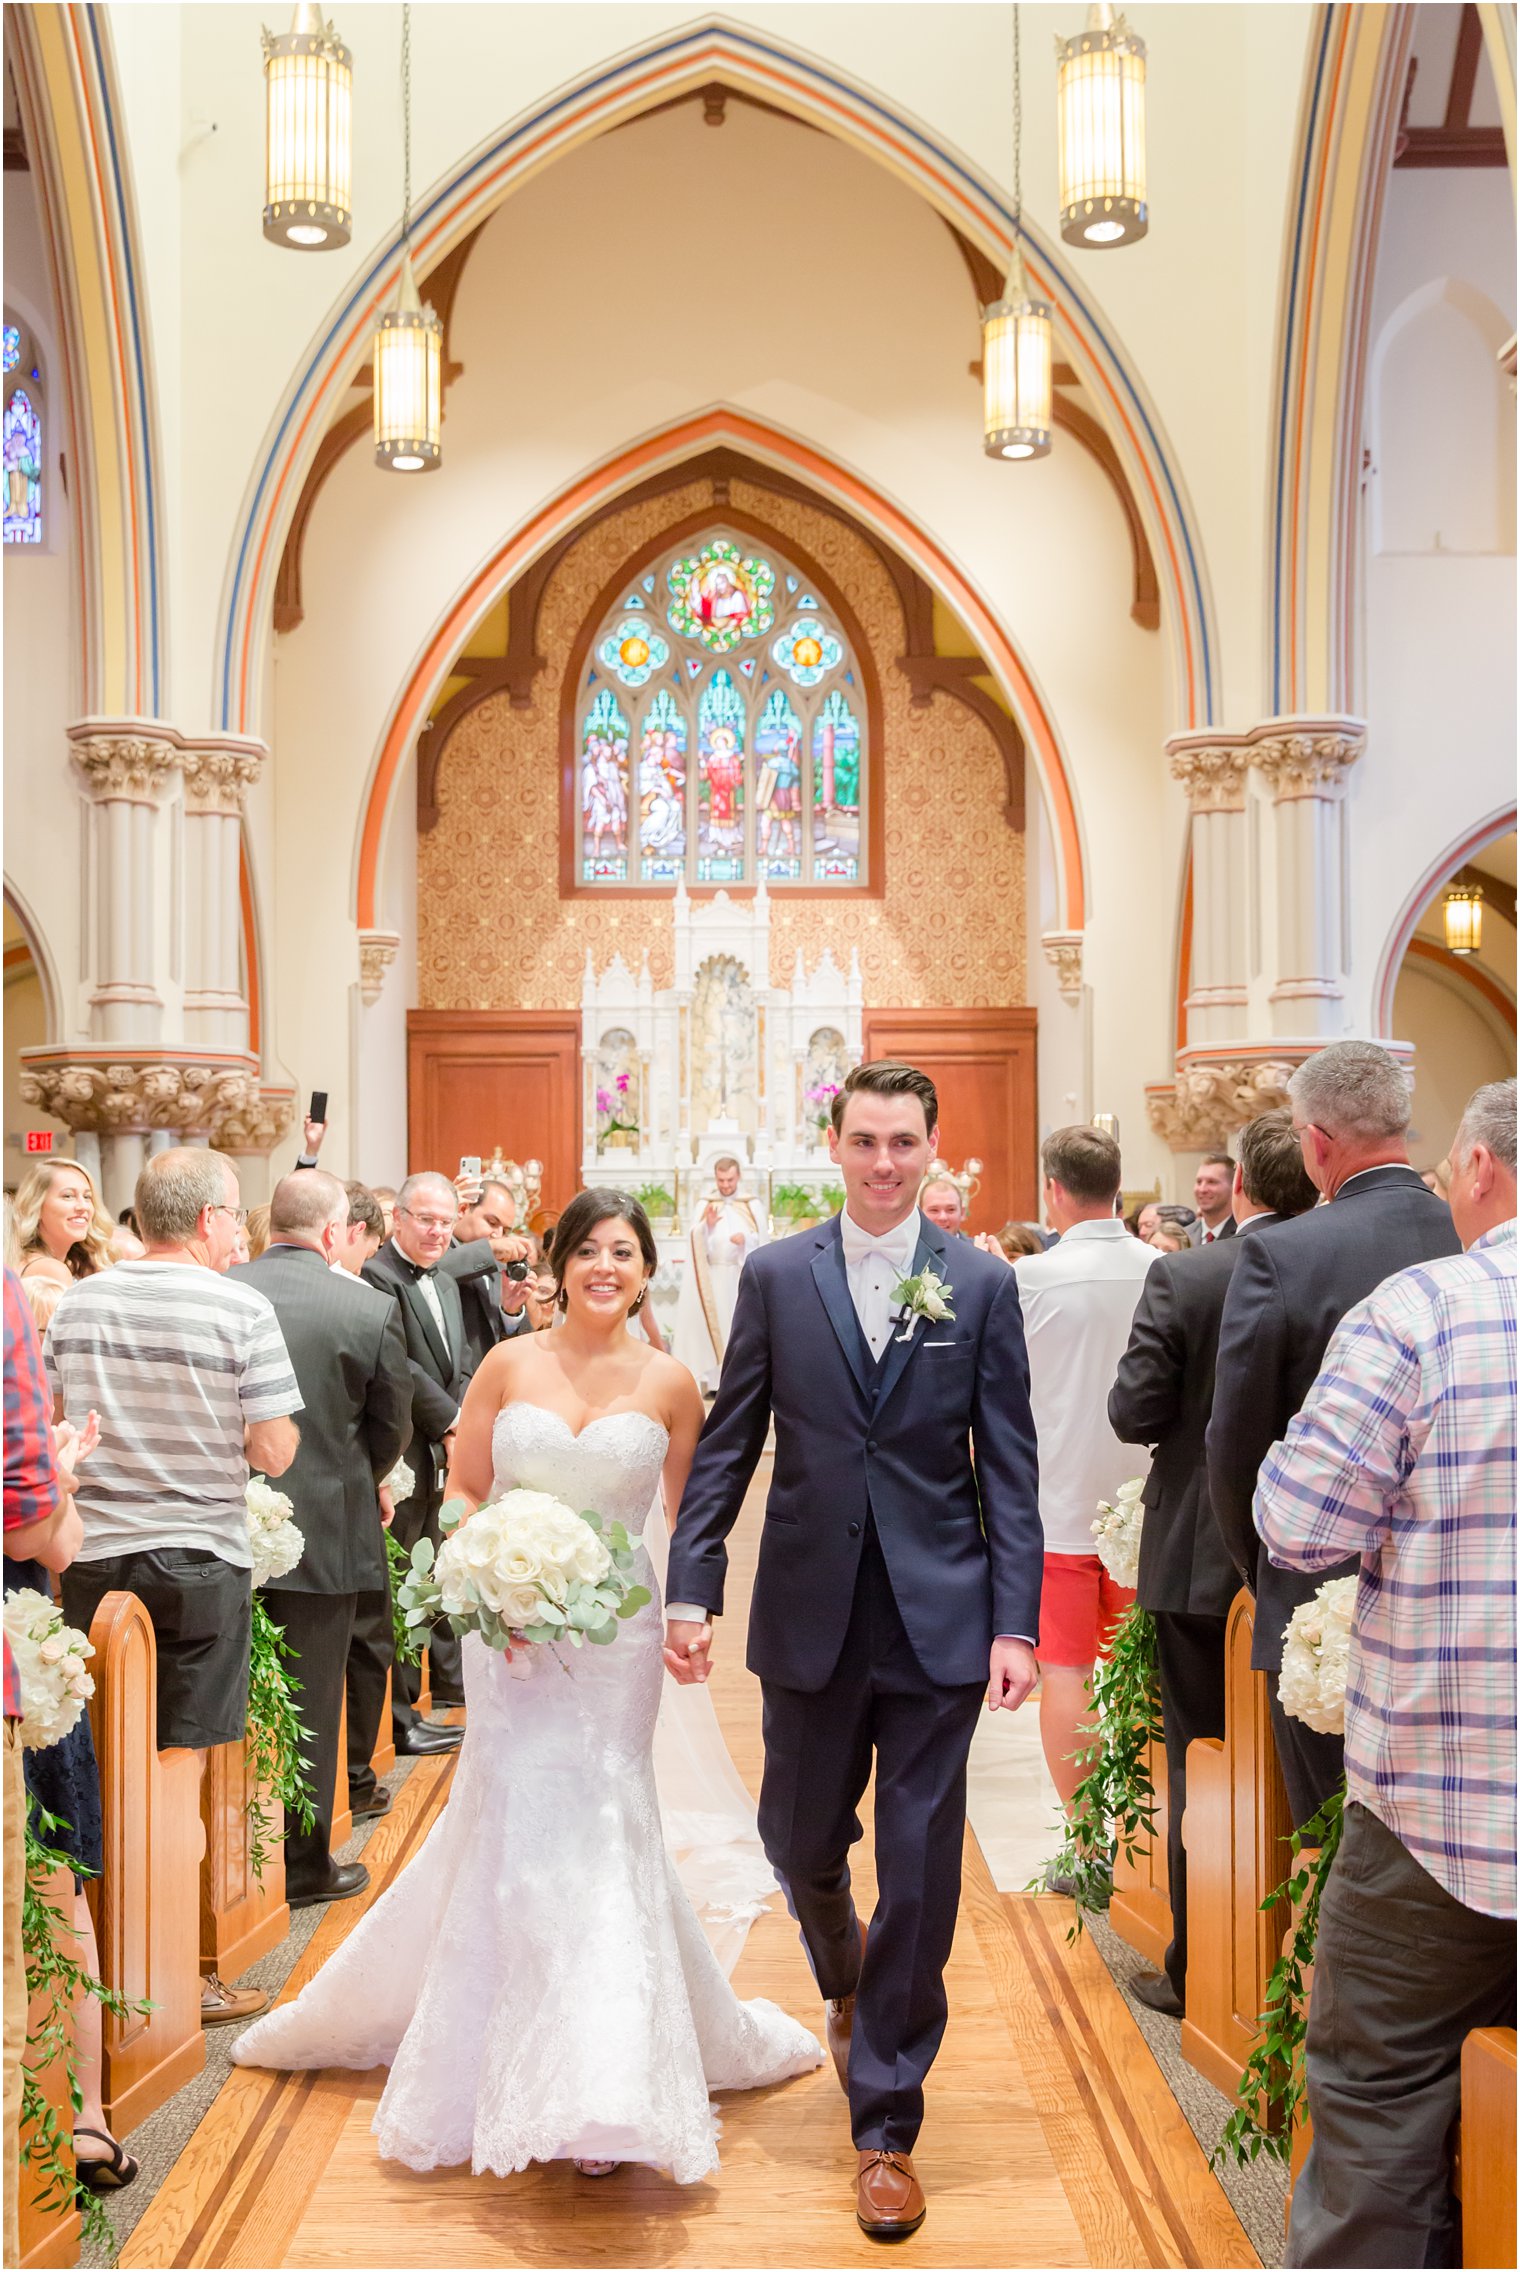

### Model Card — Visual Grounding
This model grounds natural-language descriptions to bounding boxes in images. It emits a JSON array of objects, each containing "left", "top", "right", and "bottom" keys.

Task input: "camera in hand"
[{"left": 504, "top": 1259, "right": 530, "bottom": 1281}]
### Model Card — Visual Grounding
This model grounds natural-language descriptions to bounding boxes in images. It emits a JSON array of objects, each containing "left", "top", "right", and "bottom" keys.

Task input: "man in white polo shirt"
[{"left": 1014, "top": 1126, "right": 1155, "bottom": 1855}]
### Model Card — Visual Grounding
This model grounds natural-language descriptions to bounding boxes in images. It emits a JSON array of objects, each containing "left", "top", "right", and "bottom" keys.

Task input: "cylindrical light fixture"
[
  {"left": 262, "top": 2, "right": 352, "bottom": 250},
  {"left": 1443, "top": 887, "right": 1484, "bottom": 956},
  {"left": 1056, "top": 3, "right": 1148, "bottom": 248},
  {"left": 983, "top": 249, "right": 1053, "bottom": 459},
  {"left": 373, "top": 252, "right": 442, "bottom": 472}
]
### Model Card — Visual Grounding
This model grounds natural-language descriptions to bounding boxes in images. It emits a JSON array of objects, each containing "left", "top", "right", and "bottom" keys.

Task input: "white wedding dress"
[{"left": 232, "top": 1403, "right": 821, "bottom": 2182}]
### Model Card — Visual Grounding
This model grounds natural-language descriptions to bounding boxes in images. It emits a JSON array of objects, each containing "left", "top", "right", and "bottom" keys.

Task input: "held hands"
[
  {"left": 986, "top": 1636, "right": 1038, "bottom": 1712},
  {"left": 663, "top": 1617, "right": 715, "bottom": 1685}
]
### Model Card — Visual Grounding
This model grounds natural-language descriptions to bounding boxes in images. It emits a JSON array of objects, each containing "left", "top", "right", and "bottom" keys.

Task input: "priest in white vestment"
[{"left": 671, "top": 1156, "right": 765, "bottom": 1392}]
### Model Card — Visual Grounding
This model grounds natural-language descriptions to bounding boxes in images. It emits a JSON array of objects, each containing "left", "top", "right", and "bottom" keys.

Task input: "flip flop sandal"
[
  {"left": 74, "top": 2126, "right": 140, "bottom": 2196},
  {"left": 572, "top": 2160, "right": 620, "bottom": 2178}
]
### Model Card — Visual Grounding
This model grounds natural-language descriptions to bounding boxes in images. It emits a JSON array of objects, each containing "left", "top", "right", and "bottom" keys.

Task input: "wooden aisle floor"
[{"left": 122, "top": 1471, "right": 1258, "bottom": 2271}]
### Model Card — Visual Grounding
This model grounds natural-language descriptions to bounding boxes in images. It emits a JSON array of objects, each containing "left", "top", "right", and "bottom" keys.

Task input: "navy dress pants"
[{"left": 756, "top": 1524, "right": 984, "bottom": 2152}]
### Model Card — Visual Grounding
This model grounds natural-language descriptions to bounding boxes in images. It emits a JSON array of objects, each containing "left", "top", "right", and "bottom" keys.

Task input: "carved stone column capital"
[
  {"left": 67, "top": 718, "right": 181, "bottom": 806},
  {"left": 1248, "top": 715, "right": 1366, "bottom": 802},
  {"left": 17, "top": 1050, "right": 261, "bottom": 1139},
  {"left": 1166, "top": 733, "right": 1250, "bottom": 813},
  {"left": 180, "top": 737, "right": 267, "bottom": 818},
  {"left": 359, "top": 929, "right": 402, "bottom": 1006},
  {"left": 1144, "top": 1050, "right": 1308, "bottom": 1153},
  {"left": 215, "top": 1083, "right": 297, "bottom": 1156},
  {"left": 1041, "top": 930, "right": 1084, "bottom": 1000}
]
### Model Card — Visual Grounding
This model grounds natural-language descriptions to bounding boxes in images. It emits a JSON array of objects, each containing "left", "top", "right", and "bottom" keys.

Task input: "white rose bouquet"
[
  {"left": 245, "top": 1475, "right": 305, "bottom": 1590},
  {"left": 3, "top": 1589, "right": 95, "bottom": 1751},
  {"left": 1278, "top": 1574, "right": 1357, "bottom": 1735},
  {"left": 397, "top": 1487, "right": 652, "bottom": 1669},
  {"left": 1092, "top": 1477, "right": 1147, "bottom": 1590}
]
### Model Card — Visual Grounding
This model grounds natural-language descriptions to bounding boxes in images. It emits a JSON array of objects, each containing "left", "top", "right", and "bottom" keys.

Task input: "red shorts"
[{"left": 1036, "top": 1552, "right": 1136, "bottom": 1668}]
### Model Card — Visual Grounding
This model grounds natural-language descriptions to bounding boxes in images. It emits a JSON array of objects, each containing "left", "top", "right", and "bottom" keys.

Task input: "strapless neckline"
[{"left": 496, "top": 1399, "right": 670, "bottom": 1452}]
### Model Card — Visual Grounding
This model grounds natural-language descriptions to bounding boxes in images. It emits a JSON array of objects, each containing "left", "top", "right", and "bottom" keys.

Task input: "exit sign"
[{"left": 24, "top": 1131, "right": 54, "bottom": 1155}]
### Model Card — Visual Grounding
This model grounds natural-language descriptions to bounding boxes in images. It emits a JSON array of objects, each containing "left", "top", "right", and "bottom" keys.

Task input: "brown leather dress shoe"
[
  {"left": 856, "top": 2149, "right": 926, "bottom": 2239},
  {"left": 824, "top": 1915, "right": 871, "bottom": 2091}
]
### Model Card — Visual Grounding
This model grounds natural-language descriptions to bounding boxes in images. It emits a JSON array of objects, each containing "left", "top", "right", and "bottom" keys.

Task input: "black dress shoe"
[
  {"left": 349, "top": 1785, "right": 392, "bottom": 1821},
  {"left": 395, "top": 1722, "right": 463, "bottom": 1756},
  {"left": 1130, "top": 1969, "right": 1185, "bottom": 2017},
  {"left": 287, "top": 1860, "right": 370, "bottom": 1910}
]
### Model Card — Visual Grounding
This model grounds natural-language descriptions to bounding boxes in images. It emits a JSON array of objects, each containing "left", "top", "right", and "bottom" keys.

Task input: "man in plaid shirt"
[{"left": 1256, "top": 1080, "right": 1517, "bottom": 2270}]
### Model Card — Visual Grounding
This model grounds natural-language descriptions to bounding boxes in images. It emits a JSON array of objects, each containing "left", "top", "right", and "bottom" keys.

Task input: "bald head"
[{"left": 270, "top": 1170, "right": 348, "bottom": 1245}]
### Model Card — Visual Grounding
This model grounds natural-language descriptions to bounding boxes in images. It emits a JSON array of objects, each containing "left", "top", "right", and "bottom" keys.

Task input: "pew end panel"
[
  {"left": 1460, "top": 2026, "right": 1517, "bottom": 2271},
  {"left": 1108, "top": 1736, "right": 1171, "bottom": 1970},
  {"left": 15, "top": 1862, "right": 83, "bottom": 2270},
  {"left": 200, "top": 1736, "right": 289, "bottom": 1982}
]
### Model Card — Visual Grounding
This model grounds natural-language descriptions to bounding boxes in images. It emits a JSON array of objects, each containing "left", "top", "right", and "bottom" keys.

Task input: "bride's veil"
[{"left": 643, "top": 1494, "right": 780, "bottom": 1978}]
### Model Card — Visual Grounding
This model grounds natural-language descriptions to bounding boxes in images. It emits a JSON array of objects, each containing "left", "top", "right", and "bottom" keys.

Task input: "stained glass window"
[
  {"left": 2, "top": 327, "right": 19, "bottom": 376},
  {"left": 574, "top": 529, "right": 867, "bottom": 889},
  {"left": 3, "top": 389, "right": 41, "bottom": 547}
]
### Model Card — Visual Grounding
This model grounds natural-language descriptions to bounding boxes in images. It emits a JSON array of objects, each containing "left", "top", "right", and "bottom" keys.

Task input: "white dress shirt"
[
  {"left": 839, "top": 1207, "right": 923, "bottom": 1361},
  {"left": 1013, "top": 1218, "right": 1156, "bottom": 1557}
]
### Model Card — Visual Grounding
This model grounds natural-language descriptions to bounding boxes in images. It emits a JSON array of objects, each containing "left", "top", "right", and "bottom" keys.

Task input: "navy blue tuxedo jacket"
[{"left": 667, "top": 1214, "right": 1043, "bottom": 1692}]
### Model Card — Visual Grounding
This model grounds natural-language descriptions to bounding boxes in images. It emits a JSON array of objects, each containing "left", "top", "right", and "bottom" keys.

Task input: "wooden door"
[
  {"left": 407, "top": 1012, "right": 581, "bottom": 1216},
  {"left": 861, "top": 1008, "right": 1038, "bottom": 1229}
]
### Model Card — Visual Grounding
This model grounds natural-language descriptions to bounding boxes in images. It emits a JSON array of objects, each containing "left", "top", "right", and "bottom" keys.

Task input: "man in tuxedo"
[
  {"left": 1186, "top": 1155, "right": 1236, "bottom": 1245},
  {"left": 1109, "top": 1109, "right": 1317, "bottom": 2012},
  {"left": 233, "top": 1172, "right": 412, "bottom": 1902},
  {"left": 665, "top": 1061, "right": 1042, "bottom": 2240},
  {"left": 1207, "top": 1041, "right": 1461, "bottom": 1829},
  {"left": 439, "top": 1175, "right": 534, "bottom": 1374},
  {"left": 362, "top": 1172, "right": 471, "bottom": 1751}
]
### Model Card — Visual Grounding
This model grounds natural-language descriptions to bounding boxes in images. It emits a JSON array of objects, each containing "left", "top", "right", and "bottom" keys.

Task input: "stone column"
[
  {"left": 1166, "top": 734, "right": 1251, "bottom": 1051},
  {"left": 67, "top": 720, "right": 181, "bottom": 1044},
  {"left": 16, "top": 1058, "right": 263, "bottom": 1216},
  {"left": 1249, "top": 716, "right": 1365, "bottom": 1040},
  {"left": 180, "top": 740, "right": 266, "bottom": 1052}
]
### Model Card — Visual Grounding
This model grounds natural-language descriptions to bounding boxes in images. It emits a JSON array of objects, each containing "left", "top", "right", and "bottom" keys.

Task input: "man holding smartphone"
[{"left": 442, "top": 1167, "right": 535, "bottom": 1375}]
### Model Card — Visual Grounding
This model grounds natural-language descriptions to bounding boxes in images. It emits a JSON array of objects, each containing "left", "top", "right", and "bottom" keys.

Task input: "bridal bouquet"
[
  {"left": 1092, "top": 1477, "right": 1147, "bottom": 1590},
  {"left": 245, "top": 1475, "right": 305, "bottom": 1589},
  {"left": 3, "top": 1590, "right": 95, "bottom": 1751},
  {"left": 397, "top": 1488, "right": 651, "bottom": 1665},
  {"left": 1278, "top": 1574, "right": 1357, "bottom": 1735}
]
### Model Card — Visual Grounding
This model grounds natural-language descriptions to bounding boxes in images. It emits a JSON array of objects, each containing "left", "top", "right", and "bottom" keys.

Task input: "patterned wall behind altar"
[{"left": 417, "top": 476, "right": 1026, "bottom": 1011}]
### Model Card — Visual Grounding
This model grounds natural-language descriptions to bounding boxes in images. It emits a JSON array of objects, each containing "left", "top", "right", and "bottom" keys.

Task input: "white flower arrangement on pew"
[
  {"left": 1277, "top": 1573, "right": 1357, "bottom": 1735},
  {"left": 242, "top": 1475, "right": 314, "bottom": 1875},
  {"left": 2, "top": 1590, "right": 95, "bottom": 1751},
  {"left": 1092, "top": 1476, "right": 1147, "bottom": 1591},
  {"left": 397, "top": 1488, "right": 651, "bottom": 1676}
]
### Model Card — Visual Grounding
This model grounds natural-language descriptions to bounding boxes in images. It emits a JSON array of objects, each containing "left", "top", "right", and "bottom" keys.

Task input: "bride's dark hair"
[{"left": 550, "top": 1189, "right": 659, "bottom": 1312}]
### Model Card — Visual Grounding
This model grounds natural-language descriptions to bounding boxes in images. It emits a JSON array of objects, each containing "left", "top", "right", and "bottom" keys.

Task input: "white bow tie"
[{"left": 839, "top": 1213, "right": 920, "bottom": 1271}]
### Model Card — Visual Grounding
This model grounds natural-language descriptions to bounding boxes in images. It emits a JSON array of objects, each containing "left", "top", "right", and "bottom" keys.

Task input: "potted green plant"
[
  {"left": 770, "top": 1183, "right": 820, "bottom": 1234},
  {"left": 633, "top": 1183, "right": 677, "bottom": 1235}
]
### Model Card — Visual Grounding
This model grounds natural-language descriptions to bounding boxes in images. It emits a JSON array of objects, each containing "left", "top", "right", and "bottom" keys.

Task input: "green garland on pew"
[
  {"left": 21, "top": 1802, "right": 151, "bottom": 2256},
  {"left": 245, "top": 1594, "right": 316, "bottom": 1882},
  {"left": 1035, "top": 1602, "right": 1164, "bottom": 1937},
  {"left": 1216, "top": 1781, "right": 1347, "bottom": 2167},
  {"left": 386, "top": 1527, "right": 424, "bottom": 1667}
]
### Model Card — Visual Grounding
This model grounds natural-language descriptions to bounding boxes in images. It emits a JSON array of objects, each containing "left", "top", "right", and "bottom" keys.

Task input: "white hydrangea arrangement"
[
  {"left": 397, "top": 1487, "right": 651, "bottom": 1670},
  {"left": 245, "top": 1475, "right": 305, "bottom": 1590},
  {"left": 1277, "top": 1574, "right": 1358, "bottom": 1735},
  {"left": 3, "top": 1589, "right": 95, "bottom": 1751},
  {"left": 1092, "top": 1477, "right": 1147, "bottom": 1590}
]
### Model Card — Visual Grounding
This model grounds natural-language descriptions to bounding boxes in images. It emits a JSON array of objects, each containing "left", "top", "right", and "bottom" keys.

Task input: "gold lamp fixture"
[
  {"left": 1056, "top": 2, "right": 1148, "bottom": 248},
  {"left": 1443, "top": 886, "right": 1484, "bottom": 956},
  {"left": 261, "top": 2, "right": 352, "bottom": 250},
  {"left": 373, "top": 5, "right": 442, "bottom": 472},
  {"left": 983, "top": 6, "right": 1054, "bottom": 461}
]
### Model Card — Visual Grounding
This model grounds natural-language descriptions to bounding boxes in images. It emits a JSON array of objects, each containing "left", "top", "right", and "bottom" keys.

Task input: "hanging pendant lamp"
[
  {"left": 374, "top": 5, "right": 442, "bottom": 472},
  {"left": 983, "top": 6, "right": 1053, "bottom": 460},
  {"left": 1443, "top": 887, "right": 1483, "bottom": 956},
  {"left": 262, "top": 1, "right": 352, "bottom": 250},
  {"left": 1056, "top": 3, "right": 1148, "bottom": 248}
]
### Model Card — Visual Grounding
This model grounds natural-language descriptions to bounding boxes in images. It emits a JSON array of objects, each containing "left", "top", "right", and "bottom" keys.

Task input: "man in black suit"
[
  {"left": 362, "top": 1171, "right": 472, "bottom": 1749},
  {"left": 439, "top": 1175, "right": 535, "bottom": 1374},
  {"left": 233, "top": 1171, "right": 412, "bottom": 1905},
  {"left": 1207, "top": 1041, "right": 1461, "bottom": 1828},
  {"left": 1110, "top": 1110, "right": 1318, "bottom": 2012}
]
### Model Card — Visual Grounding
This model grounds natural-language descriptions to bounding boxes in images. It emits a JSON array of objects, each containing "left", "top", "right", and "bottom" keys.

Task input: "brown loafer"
[
  {"left": 856, "top": 2148, "right": 926, "bottom": 2239},
  {"left": 824, "top": 1915, "right": 871, "bottom": 2092}
]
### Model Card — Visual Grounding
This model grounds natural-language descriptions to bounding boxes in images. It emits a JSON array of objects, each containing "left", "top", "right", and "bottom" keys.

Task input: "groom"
[{"left": 665, "top": 1059, "right": 1042, "bottom": 2239}]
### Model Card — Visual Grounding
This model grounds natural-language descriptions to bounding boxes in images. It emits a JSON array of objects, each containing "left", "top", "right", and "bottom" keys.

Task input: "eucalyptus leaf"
[
  {"left": 584, "top": 1620, "right": 617, "bottom": 1645},
  {"left": 616, "top": 1585, "right": 652, "bottom": 1619},
  {"left": 411, "top": 1536, "right": 436, "bottom": 1573},
  {"left": 438, "top": 1498, "right": 468, "bottom": 1534}
]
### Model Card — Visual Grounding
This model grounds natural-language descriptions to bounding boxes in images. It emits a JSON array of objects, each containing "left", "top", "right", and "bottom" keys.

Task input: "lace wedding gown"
[{"left": 232, "top": 1404, "right": 820, "bottom": 2182}]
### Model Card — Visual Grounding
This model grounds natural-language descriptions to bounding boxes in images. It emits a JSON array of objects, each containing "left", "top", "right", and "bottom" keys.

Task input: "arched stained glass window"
[{"left": 574, "top": 530, "right": 869, "bottom": 889}]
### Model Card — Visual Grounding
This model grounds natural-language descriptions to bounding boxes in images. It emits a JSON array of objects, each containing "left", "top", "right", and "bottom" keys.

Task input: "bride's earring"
[
  {"left": 555, "top": 1286, "right": 569, "bottom": 1313},
  {"left": 629, "top": 1288, "right": 647, "bottom": 1315}
]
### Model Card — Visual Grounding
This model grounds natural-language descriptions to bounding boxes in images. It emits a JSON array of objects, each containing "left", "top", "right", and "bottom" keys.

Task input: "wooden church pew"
[
  {"left": 15, "top": 1862, "right": 82, "bottom": 2270},
  {"left": 1180, "top": 1588, "right": 1295, "bottom": 2108},
  {"left": 1459, "top": 2027, "right": 1517, "bottom": 2270},
  {"left": 1107, "top": 1736, "right": 1171, "bottom": 1971},
  {"left": 200, "top": 1732, "right": 289, "bottom": 1986},
  {"left": 85, "top": 1592, "right": 205, "bottom": 2133}
]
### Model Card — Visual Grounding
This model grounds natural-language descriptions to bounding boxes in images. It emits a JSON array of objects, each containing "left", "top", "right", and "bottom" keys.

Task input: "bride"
[{"left": 233, "top": 1188, "right": 820, "bottom": 2182}]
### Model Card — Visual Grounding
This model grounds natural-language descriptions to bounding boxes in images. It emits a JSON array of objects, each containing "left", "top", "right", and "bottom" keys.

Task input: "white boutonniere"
[{"left": 889, "top": 1266, "right": 956, "bottom": 1341}]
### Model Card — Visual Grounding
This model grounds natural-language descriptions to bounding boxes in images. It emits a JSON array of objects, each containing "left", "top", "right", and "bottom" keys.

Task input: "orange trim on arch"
[
  {"left": 1403, "top": 938, "right": 1517, "bottom": 1034},
  {"left": 239, "top": 842, "right": 261, "bottom": 1061},
  {"left": 354, "top": 414, "right": 1085, "bottom": 936}
]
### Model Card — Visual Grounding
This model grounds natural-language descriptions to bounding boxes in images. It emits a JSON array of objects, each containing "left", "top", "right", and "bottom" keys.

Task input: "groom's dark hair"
[{"left": 832, "top": 1060, "right": 939, "bottom": 1138}]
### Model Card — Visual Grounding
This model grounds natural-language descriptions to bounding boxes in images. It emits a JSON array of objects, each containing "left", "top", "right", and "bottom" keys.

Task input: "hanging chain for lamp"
[
  {"left": 982, "top": 3, "right": 1053, "bottom": 461},
  {"left": 374, "top": 0, "right": 443, "bottom": 472},
  {"left": 261, "top": 0, "right": 352, "bottom": 249},
  {"left": 1056, "top": 2, "right": 1148, "bottom": 248}
]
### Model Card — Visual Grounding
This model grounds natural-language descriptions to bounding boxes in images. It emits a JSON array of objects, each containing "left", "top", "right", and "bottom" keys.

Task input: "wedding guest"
[
  {"left": 48, "top": 1148, "right": 302, "bottom": 2025},
  {"left": 332, "top": 1182, "right": 399, "bottom": 1822},
  {"left": 14, "top": 1158, "right": 114, "bottom": 1288},
  {"left": 1258, "top": 1081, "right": 1516, "bottom": 2270},
  {"left": 361, "top": 1173, "right": 469, "bottom": 1754},
  {"left": 1109, "top": 1109, "right": 1317, "bottom": 2014},
  {"left": 1186, "top": 1156, "right": 1236, "bottom": 1246},
  {"left": 245, "top": 1204, "right": 272, "bottom": 1260},
  {"left": 370, "top": 1185, "right": 398, "bottom": 1240},
  {"left": 1013, "top": 1126, "right": 1156, "bottom": 1837},
  {"left": 233, "top": 1172, "right": 411, "bottom": 1906},
  {"left": 20, "top": 1273, "right": 66, "bottom": 1337},
  {"left": 1147, "top": 1226, "right": 1188, "bottom": 1254},
  {"left": 333, "top": 1183, "right": 385, "bottom": 1275},
  {"left": 441, "top": 1175, "right": 534, "bottom": 1373},
  {"left": 994, "top": 1222, "right": 1046, "bottom": 1260},
  {"left": 1207, "top": 1041, "right": 1462, "bottom": 1829},
  {"left": 918, "top": 1176, "right": 967, "bottom": 1236}
]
